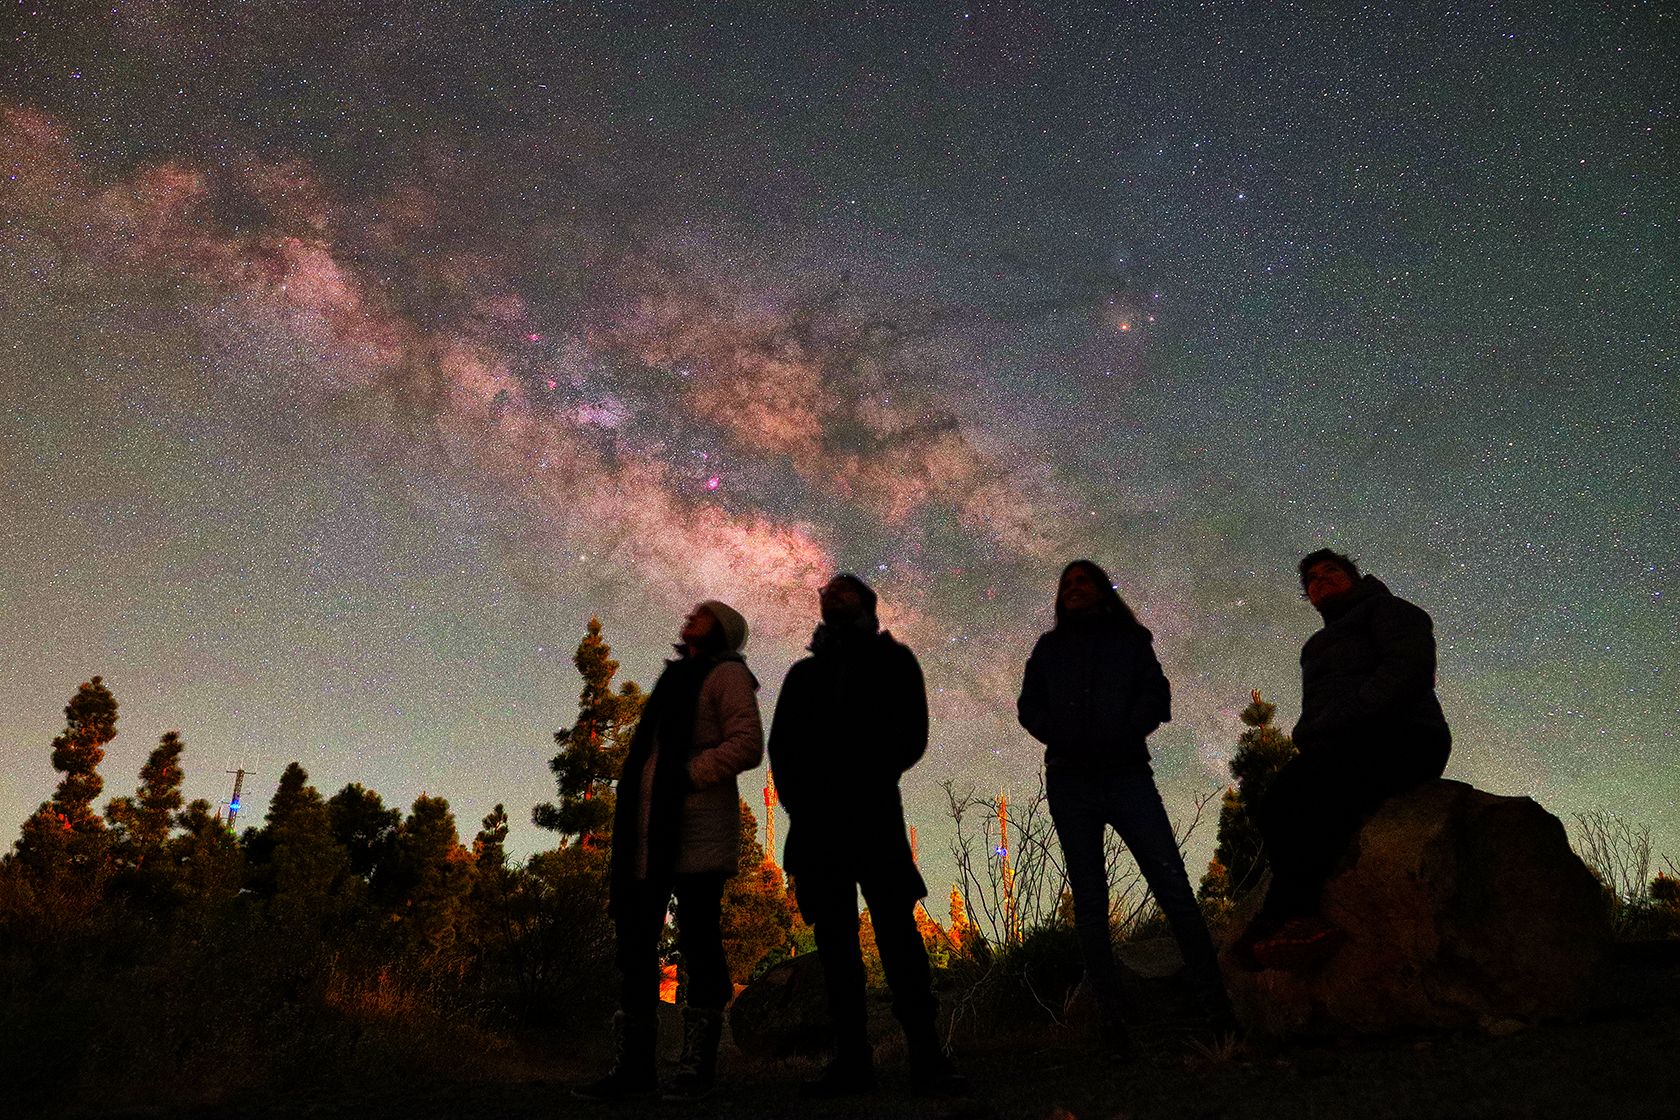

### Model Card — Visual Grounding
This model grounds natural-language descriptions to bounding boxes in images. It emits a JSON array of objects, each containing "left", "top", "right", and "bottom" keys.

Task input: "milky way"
[{"left": 2, "top": 5, "right": 1674, "bottom": 891}]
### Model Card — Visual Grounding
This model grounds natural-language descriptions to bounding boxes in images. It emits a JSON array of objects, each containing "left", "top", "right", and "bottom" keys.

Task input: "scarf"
[{"left": 607, "top": 650, "right": 741, "bottom": 914}]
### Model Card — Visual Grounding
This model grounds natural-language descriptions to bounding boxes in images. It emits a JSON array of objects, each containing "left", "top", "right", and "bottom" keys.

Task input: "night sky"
[{"left": 3, "top": 4, "right": 1675, "bottom": 892}]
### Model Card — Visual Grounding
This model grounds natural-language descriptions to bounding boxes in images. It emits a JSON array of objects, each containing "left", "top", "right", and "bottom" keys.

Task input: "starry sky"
[{"left": 3, "top": 3, "right": 1675, "bottom": 895}]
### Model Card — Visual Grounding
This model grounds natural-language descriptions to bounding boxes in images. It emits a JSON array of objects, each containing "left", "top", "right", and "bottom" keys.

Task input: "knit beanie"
[{"left": 698, "top": 599, "right": 749, "bottom": 653}]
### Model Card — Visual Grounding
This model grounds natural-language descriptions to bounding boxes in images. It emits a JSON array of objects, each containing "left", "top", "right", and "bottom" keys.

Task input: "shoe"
[
  {"left": 572, "top": 1010, "right": 657, "bottom": 1101},
  {"left": 1228, "top": 915, "right": 1281, "bottom": 973},
  {"left": 1194, "top": 983, "right": 1241, "bottom": 1039},
  {"left": 909, "top": 1057, "right": 971, "bottom": 1097},
  {"left": 661, "top": 1007, "right": 724, "bottom": 1102},
  {"left": 573, "top": 1066, "right": 656, "bottom": 1101},
  {"left": 1202, "top": 1006, "right": 1242, "bottom": 1041},
  {"left": 905, "top": 1026, "right": 970, "bottom": 1096},
  {"left": 1097, "top": 1009, "right": 1140, "bottom": 1061},
  {"left": 799, "top": 1056, "right": 877, "bottom": 1099},
  {"left": 1253, "top": 916, "right": 1347, "bottom": 972}
]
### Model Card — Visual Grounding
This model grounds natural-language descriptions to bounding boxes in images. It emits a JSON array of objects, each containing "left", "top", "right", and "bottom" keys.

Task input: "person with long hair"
[
  {"left": 575, "top": 600, "right": 763, "bottom": 1103},
  {"left": 1017, "top": 560, "right": 1234, "bottom": 1052}
]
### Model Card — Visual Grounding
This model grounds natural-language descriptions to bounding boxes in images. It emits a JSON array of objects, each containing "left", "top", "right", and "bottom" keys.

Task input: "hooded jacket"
[
  {"left": 1017, "top": 615, "right": 1171, "bottom": 769},
  {"left": 1291, "top": 575, "right": 1451, "bottom": 766}
]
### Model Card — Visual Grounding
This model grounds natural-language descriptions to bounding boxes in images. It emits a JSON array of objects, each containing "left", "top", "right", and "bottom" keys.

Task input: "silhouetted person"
[
  {"left": 1234, "top": 549, "right": 1452, "bottom": 970},
  {"left": 576, "top": 600, "right": 763, "bottom": 1102},
  {"left": 1018, "top": 560, "right": 1236, "bottom": 1052},
  {"left": 768, "top": 574, "right": 964, "bottom": 1097}
]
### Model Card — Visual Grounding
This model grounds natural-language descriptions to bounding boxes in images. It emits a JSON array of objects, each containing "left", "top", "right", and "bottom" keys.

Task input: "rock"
[
  {"left": 1117, "top": 936, "right": 1186, "bottom": 979},
  {"left": 728, "top": 952, "right": 832, "bottom": 1058},
  {"left": 1223, "top": 780, "right": 1612, "bottom": 1036}
]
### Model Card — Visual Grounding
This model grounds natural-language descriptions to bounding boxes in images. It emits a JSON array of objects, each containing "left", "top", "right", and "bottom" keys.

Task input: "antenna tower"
[{"left": 225, "top": 767, "right": 251, "bottom": 831}]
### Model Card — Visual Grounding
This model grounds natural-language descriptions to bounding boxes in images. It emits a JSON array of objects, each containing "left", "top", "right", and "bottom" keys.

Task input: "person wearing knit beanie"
[
  {"left": 578, "top": 597, "right": 763, "bottom": 1104},
  {"left": 696, "top": 599, "right": 748, "bottom": 653}
]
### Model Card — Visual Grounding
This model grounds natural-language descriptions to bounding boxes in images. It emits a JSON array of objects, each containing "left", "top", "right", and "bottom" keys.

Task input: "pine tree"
[
  {"left": 1199, "top": 690, "right": 1297, "bottom": 902},
  {"left": 466, "top": 803, "right": 515, "bottom": 955},
  {"left": 473, "top": 803, "right": 510, "bottom": 872},
  {"left": 914, "top": 901, "right": 953, "bottom": 967},
  {"left": 170, "top": 798, "right": 246, "bottom": 910},
  {"left": 718, "top": 799, "right": 796, "bottom": 983},
  {"left": 251, "top": 761, "right": 355, "bottom": 925},
  {"left": 947, "top": 884, "right": 989, "bottom": 963},
  {"left": 10, "top": 677, "right": 120, "bottom": 926},
  {"left": 533, "top": 619, "right": 646, "bottom": 848},
  {"left": 949, "top": 884, "right": 975, "bottom": 941},
  {"left": 327, "top": 782, "right": 401, "bottom": 883},
  {"left": 387, "top": 794, "right": 474, "bottom": 953},
  {"left": 107, "top": 730, "right": 187, "bottom": 873}
]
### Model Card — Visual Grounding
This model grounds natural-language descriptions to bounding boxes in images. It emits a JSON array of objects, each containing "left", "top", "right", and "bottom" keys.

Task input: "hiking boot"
[
  {"left": 572, "top": 1010, "right": 657, "bottom": 1101},
  {"left": 1191, "top": 978, "right": 1241, "bottom": 1040},
  {"left": 1253, "top": 915, "right": 1347, "bottom": 972},
  {"left": 661, "top": 1006, "right": 724, "bottom": 1102},
  {"left": 908, "top": 1050, "right": 971, "bottom": 1096},
  {"left": 905, "top": 1023, "right": 970, "bottom": 1096},
  {"left": 799, "top": 1054, "right": 877, "bottom": 1099},
  {"left": 1097, "top": 1008, "right": 1140, "bottom": 1061},
  {"left": 1228, "top": 914, "right": 1282, "bottom": 973}
]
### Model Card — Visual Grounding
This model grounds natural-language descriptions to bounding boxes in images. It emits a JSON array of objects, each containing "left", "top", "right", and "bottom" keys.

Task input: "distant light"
[
  {"left": 705, "top": 476, "right": 720, "bottom": 491},
  {"left": 527, "top": 332, "right": 543, "bottom": 343}
]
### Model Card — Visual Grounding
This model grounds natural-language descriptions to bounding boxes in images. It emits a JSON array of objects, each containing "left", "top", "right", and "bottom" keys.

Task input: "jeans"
[
  {"left": 1046, "top": 762, "right": 1228, "bottom": 1019},
  {"left": 615, "top": 871, "right": 732, "bottom": 1013},
  {"left": 1256, "top": 737, "right": 1445, "bottom": 922}
]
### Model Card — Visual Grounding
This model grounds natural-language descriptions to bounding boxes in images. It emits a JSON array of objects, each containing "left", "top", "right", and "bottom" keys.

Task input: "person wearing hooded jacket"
[
  {"left": 1017, "top": 560, "right": 1234, "bottom": 1051},
  {"left": 768, "top": 573, "right": 965, "bottom": 1097},
  {"left": 575, "top": 599, "right": 763, "bottom": 1103},
  {"left": 1234, "top": 549, "right": 1452, "bottom": 970}
]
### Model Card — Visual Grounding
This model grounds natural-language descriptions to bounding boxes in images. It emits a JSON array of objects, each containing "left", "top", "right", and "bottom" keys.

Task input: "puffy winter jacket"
[
  {"left": 1291, "top": 575, "right": 1451, "bottom": 767},
  {"left": 1017, "top": 616, "right": 1171, "bottom": 769}
]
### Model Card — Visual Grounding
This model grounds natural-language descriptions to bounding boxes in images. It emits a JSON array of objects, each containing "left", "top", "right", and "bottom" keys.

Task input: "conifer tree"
[
  {"left": 719, "top": 799, "right": 796, "bottom": 983},
  {"left": 947, "top": 884, "right": 987, "bottom": 961},
  {"left": 913, "top": 900, "right": 953, "bottom": 966},
  {"left": 533, "top": 619, "right": 646, "bottom": 848},
  {"left": 386, "top": 794, "right": 473, "bottom": 952},
  {"left": 467, "top": 803, "right": 514, "bottom": 948},
  {"left": 107, "top": 730, "right": 187, "bottom": 872},
  {"left": 473, "top": 803, "right": 510, "bottom": 872},
  {"left": 12, "top": 676, "right": 119, "bottom": 893},
  {"left": 949, "top": 884, "right": 973, "bottom": 940},
  {"left": 1199, "top": 690, "right": 1297, "bottom": 902},
  {"left": 253, "top": 761, "right": 355, "bottom": 925},
  {"left": 170, "top": 798, "right": 246, "bottom": 908},
  {"left": 327, "top": 782, "right": 401, "bottom": 883}
]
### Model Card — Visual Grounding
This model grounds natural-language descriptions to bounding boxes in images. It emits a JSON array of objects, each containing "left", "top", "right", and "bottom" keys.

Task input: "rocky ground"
[{"left": 91, "top": 943, "right": 1677, "bottom": 1120}]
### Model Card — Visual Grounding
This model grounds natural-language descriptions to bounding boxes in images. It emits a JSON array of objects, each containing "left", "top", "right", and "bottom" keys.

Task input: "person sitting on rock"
[
  {"left": 767, "top": 573, "right": 966, "bottom": 1098},
  {"left": 1235, "top": 549, "right": 1452, "bottom": 971}
]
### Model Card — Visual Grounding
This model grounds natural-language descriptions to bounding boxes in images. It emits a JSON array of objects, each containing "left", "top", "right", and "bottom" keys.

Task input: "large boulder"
[
  {"left": 1224, "top": 780, "right": 1612, "bottom": 1036},
  {"left": 728, "top": 952, "right": 832, "bottom": 1058}
]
